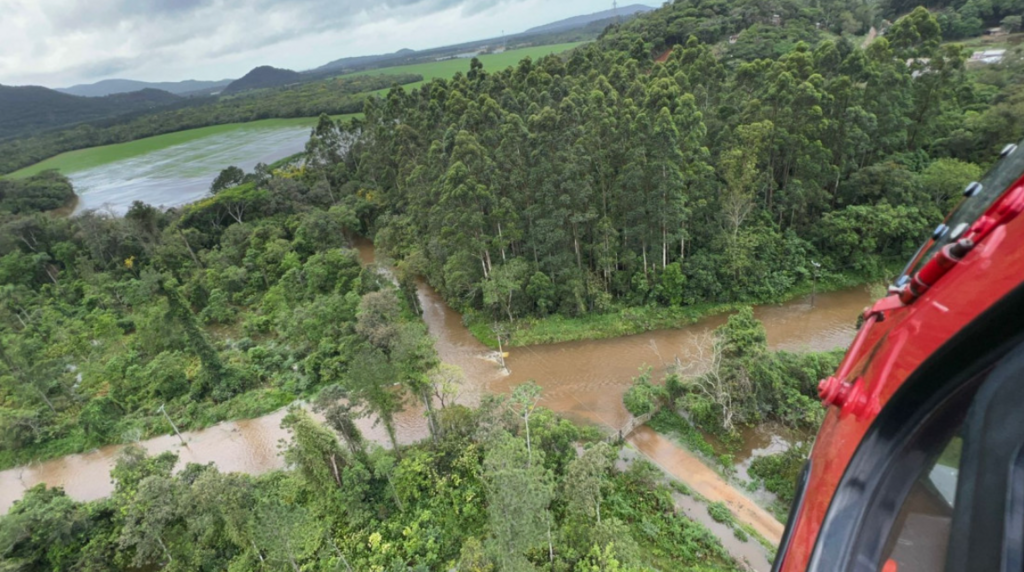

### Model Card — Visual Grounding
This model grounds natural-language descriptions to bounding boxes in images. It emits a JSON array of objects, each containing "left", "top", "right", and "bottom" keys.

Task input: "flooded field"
[{"left": 67, "top": 123, "right": 313, "bottom": 215}]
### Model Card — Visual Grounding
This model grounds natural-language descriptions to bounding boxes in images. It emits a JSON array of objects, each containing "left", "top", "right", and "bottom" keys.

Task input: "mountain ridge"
[
  {"left": 524, "top": 4, "right": 656, "bottom": 34},
  {"left": 222, "top": 66, "right": 302, "bottom": 95},
  {"left": 0, "top": 85, "right": 181, "bottom": 140},
  {"left": 58, "top": 78, "right": 232, "bottom": 98}
]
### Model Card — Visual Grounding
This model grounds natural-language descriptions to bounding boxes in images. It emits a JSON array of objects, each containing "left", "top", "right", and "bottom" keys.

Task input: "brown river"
[{"left": 0, "top": 242, "right": 871, "bottom": 567}]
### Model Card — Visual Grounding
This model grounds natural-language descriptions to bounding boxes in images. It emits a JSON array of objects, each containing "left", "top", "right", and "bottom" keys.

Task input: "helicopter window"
[{"left": 878, "top": 434, "right": 962, "bottom": 572}]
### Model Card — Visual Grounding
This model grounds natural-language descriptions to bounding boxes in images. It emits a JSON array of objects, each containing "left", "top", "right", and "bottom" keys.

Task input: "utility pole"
[
  {"left": 158, "top": 404, "right": 187, "bottom": 446},
  {"left": 613, "top": 0, "right": 620, "bottom": 22},
  {"left": 811, "top": 261, "right": 821, "bottom": 308}
]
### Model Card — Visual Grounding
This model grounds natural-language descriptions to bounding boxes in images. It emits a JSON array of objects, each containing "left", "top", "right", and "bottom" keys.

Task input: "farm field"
[
  {"left": 10, "top": 115, "right": 356, "bottom": 214},
  {"left": 353, "top": 41, "right": 590, "bottom": 94},
  {"left": 7, "top": 116, "right": 358, "bottom": 179}
]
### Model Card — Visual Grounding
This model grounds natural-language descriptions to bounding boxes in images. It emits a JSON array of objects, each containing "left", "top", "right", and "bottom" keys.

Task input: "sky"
[{"left": 0, "top": 0, "right": 653, "bottom": 88}]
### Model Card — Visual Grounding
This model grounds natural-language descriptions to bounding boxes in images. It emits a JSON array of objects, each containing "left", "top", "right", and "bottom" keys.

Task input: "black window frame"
[{"left": 944, "top": 344, "right": 1024, "bottom": 571}]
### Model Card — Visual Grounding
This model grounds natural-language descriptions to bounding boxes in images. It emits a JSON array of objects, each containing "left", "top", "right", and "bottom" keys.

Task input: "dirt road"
[{"left": 629, "top": 426, "right": 785, "bottom": 545}]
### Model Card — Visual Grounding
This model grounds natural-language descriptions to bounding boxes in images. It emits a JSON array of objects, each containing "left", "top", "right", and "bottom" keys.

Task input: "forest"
[
  {"left": 1, "top": 399, "right": 744, "bottom": 572},
  {"left": 0, "top": 87, "right": 182, "bottom": 141},
  {"left": 0, "top": 72, "right": 420, "bottom": 176},
  {"left": 3, "top": 0, "right": 1024, "bottom": 568},
  {"left": 330, "top": 5, "right": 1016, "bottom": 336}
]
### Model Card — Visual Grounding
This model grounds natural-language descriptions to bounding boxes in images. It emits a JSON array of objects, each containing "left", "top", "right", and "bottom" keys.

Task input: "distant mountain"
[
  {"left": 222, "top": 66, "right": 302, "bottom": 95},
  {"left": 57, "top": 78, "right": 233, "bottom": 97},
  {"left": 316, "top": 49, "right": 417, "bottom": 73},
  {"left": 524, "top": 4, "right": 656, "bottom": 35},
  {"left": 0, "top": 85, "right": 180, "bottom": 140}
]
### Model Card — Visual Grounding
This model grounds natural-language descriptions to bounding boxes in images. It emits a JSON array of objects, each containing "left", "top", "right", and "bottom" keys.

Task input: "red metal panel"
[{"left": 779, "top": 173, "right": 1024, "bottom": 571}]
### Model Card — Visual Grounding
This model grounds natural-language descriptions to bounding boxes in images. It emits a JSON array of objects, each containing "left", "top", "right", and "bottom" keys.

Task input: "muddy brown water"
[{"left": 0, "top": 241, "right": 871, "bottom": 551}]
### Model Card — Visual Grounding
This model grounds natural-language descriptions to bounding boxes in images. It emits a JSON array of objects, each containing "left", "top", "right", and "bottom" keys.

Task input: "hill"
[
  {"left": 222, "top": 66, "right": 302, "bottom": 95},
  {"left": 317, "top": 48, "right": 417, "bottom": 73},
  {"left": 524, "top": 3, "right": 655, "bottom": 34},
  {"left": 0, "top": 85, "right": 180, "bottom": 141},
  {"left": 57, "top": 78, "right": 233, "bottom": 97}
]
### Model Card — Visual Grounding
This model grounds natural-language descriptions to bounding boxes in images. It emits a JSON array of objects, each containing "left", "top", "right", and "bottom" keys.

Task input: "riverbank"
[
  {"left": 468, "top": 271, "right": 878, "bottom": 348},
  {"left": 0, "top": 387, "right": 297, "bottom": 472}
]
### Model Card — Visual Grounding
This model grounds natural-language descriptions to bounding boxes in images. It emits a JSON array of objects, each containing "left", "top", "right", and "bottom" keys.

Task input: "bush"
[
  {"left": 623, "top": 367, "right": 666, "bottom": 417},
  {"left": 749, "top": 443, "right": 811, "bottom": 506},
  {"left": 707, "top": 501, "right": 733, "bottom": 524}
]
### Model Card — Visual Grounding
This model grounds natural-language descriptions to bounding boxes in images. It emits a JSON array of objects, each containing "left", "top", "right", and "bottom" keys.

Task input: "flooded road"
[
  {"left": 629, "top": 426, "right": 785, "bottom": 545},
  {"left": 0, "top": 242, "right": 871, "bottom": 534}
]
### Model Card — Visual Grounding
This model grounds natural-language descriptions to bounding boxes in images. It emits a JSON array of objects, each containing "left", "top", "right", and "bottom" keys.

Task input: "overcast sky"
[{"left": 0, "top": 0, "right": 651, "bottom": 88}]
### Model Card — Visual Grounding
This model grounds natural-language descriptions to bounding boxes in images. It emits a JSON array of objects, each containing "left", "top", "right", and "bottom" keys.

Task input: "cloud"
[{"left": 0, "top": 0, "right": 610, "bottom": 88}]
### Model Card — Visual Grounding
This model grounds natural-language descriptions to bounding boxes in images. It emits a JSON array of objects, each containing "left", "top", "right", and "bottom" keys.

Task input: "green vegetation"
[
  {"left": 341, "top": 5, "right": 1006, "bottom": 353},
  {"left": 669, "top": 308, "right": 843, "bottom": 436},
  {"left": 468, "top": 271, "right": 866, "bottom": 348},
  {"left": 707, "top": 501, "right": 733, "bottom": 525},
  {"left": 0, "top": 85, "right": 180, "bottom": 141},
  {"left": 623, "top": 367, "right": 667, "bottom": 417},
  {"left": 7, "top": 115, "right": 360, "bottom": 178},
  {"left": 647, "top": 409, "right": 719, "bottom": 463},
  {"left": 879, "top": 0, "right": 1024, "bottom": 40},
  {"left": 748, "top": 443, "right": 812, "bottom": 520},
  {"left": 0, "top": 171, "right": 75, "bottom": 214},
  {"left": 0, "top": 146, "right": 443, "bottom": 469},
  {"left": 0, "top": 401, "right": 741, "bottom": 572},
  {"left": 350, "top": 42, "right": 589, "bottom": 93},
  {"left": 4, "top": 0, "right": 1024, "bottom": 567}
]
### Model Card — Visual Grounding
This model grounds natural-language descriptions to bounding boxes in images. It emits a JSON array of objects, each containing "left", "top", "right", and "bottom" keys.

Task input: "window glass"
[
  {"left": 900, "top": 141, "right": 1024, "bottom": 282},
  {"left": 879, "top": 434, "right": 963, "bottom": 572}
]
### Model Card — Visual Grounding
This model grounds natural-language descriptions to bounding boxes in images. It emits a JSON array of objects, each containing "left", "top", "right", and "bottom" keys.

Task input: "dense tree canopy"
[
  {"left": 1, "top": 399, "right": 741, "bottom": 572},
  {"left": 327, "top": 4, "right": 1003, "bottom": 329},
  {"left": 0, "top": 171, "right": 75, "bottom": 214}
]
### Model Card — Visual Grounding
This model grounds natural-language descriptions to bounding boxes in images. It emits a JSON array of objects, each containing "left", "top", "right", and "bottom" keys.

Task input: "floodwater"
[
  {"left": 0, "top": 241, "right": 871, "bottom": 555},
  {"left": 68, "top": 124, "right": 312, "bottom": 215}
]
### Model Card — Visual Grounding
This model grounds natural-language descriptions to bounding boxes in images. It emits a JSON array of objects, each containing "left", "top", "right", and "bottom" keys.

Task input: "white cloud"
[{"left": 0, "top": 0, "right": 625, "bottom": 88}]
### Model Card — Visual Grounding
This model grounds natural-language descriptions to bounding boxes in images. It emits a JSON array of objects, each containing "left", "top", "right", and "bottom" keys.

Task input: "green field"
[
  {"left": 8, "top": 115, "right": 360, "bottom": 178},
  {"left": 353, "top": 42, "right": 590, "bottom": 95}
]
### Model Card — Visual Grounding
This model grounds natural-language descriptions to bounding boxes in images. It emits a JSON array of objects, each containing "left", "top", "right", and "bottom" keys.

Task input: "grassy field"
[
  {"left": 951, "top": 31, "right": 1024, "bottom": 51},
  {"left": 8, "top": 114, "right": 361, "bottom": 178},
  {"left": 356, "top": 42, "right": 590, "bottom": 95}
]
